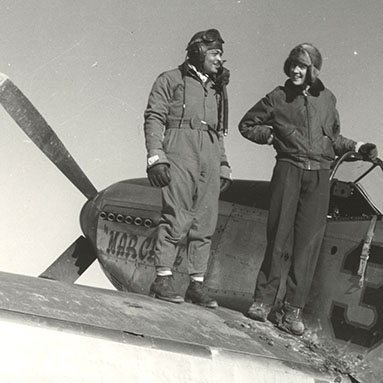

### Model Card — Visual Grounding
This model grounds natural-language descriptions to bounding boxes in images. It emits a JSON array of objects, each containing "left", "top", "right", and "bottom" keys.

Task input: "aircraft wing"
[{"left": 0, "top": 271, "right": 372, "bottom": 383}]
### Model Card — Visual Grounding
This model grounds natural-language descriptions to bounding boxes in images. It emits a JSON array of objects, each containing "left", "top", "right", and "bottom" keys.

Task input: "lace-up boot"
[
  {"left": 149, "top": 275, "right": 184, "bottom": 303},
  {"left": 185, "top": 280, "right": 218, "bottom": 308},
  {"left": 247, "top": 302, "right": 271, "bottom": 322},
  {"left": 278, "top": 303, "right": 305, "bottom": 335}
]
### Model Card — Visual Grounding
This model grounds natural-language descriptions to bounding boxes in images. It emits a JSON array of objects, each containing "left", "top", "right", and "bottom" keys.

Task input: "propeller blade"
[
  {"left": 0, "top": 73, "right": 97, "bottom": 200},
  {"left": 39, "top": 236, "right": 97, "bottom": 283}
]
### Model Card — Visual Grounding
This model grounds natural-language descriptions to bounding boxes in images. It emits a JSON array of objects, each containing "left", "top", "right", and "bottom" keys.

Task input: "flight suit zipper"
[
  {"left": 304, "top": 92, "right": 312, "bottom": 170},
  {"left": 202, "top": 80, "right": 208, "bottom": 124}
]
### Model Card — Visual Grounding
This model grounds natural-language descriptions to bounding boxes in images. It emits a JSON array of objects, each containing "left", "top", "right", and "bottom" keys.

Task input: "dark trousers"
[{"left": 255, "top": 161, "right": 330, "bottom": 308}]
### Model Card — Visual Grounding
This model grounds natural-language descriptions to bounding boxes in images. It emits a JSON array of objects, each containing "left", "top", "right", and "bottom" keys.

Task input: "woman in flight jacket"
[{"left": 239, "top": 43, "right": 378, "bottom": 335}]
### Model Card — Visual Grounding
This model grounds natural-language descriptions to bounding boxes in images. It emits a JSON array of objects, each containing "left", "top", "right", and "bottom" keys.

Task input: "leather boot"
[
  {"left": 185, "top": 280, "right": 218, "bottom": 308},
  {"left": 247, "top": 302, "right": 271, "bottom": 322},
  {"left": 149, "top": 275, "right": 184, "bottom": 304},
  {"left": 278, "top": 303, "right": 305, "bottom": 335}
]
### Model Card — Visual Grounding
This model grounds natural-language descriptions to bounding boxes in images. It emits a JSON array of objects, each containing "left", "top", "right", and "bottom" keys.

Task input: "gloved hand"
[
  {"left": 257, "top": 126, "right": 273, "bottom": 145},
  {"left": 147, "top": 164, "right": 171, "bottom": 187},
  {"left": 358, "top": 143, "right": 378, "bottom": 161},
  {"left": 215, "top": 66, "right": 230, "bottom": 88},
  {"left": 220, "top": 177, "right": 232, "bottom": 193}
]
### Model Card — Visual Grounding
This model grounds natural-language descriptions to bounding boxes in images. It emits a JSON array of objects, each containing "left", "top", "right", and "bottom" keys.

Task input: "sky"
[{"left": 0, "top": 0, "right": 382, "bottom": 289}]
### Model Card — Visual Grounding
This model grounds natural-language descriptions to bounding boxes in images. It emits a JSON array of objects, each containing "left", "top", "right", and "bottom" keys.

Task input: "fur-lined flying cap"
[{"left": 283, "top": 43, "right": 322, "bottom": 83}]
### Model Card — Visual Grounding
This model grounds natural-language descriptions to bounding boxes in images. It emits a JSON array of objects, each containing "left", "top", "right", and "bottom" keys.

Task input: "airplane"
[{"left": 0, "top": 72, "right": 382, "bottom": 382}]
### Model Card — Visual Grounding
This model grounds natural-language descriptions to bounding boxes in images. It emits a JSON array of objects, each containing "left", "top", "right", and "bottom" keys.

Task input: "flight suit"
[{"left": 144, "top": 63, "right": 230, "bottom": 276}]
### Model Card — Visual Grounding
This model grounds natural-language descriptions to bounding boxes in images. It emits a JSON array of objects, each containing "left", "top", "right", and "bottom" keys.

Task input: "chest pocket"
[{"left": 168, "top": 83, "right": 185, "bottom": 117}]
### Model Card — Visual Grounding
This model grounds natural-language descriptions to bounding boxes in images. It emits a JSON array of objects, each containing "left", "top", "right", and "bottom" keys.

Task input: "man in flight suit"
[
  {"left": 144, "top": 29, "right": 232, "bottom": 307},
  {"left": 239, "top": 43, "right": 378, "bottom": 334}
]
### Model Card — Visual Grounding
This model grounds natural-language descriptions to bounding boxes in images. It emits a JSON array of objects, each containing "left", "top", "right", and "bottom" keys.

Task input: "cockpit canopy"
[{"left": 328, "top": 153, "right": 383, "bottom": 218}]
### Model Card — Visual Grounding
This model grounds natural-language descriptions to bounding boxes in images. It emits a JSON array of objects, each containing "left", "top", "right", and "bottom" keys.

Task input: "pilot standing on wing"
[
  {"left": 143, "top": 29, "right": 232, "bottom": 307},
  {"left": 239, "top": 43, "right": 378, "bottom": 335}
]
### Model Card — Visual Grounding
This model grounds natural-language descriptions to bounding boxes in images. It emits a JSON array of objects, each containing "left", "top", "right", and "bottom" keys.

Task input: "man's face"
[
  {"left": 289, "top": 61, "right": 308, "bottom": 86},
  {"left": 203, "top": 49, "right": 223, "bottom": 75}
]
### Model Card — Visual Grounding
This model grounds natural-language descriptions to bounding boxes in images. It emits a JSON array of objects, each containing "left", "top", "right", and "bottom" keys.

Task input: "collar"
[
  {"left": 284, "top": 78, "right": 325, "bottom": 97},
  {"left": 179, "top": 61, "right": 212, "bottom": 84},
  {"left": 187, "top": 63, "right": 209, "bottom": 83}
]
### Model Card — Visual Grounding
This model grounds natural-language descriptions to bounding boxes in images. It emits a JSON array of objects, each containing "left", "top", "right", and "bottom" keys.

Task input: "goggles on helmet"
[
  {"left": 187, "top": 29, "right": 224, "bottom": 48},
  {"left": 200, "top": 29, "right": 224, "bottom": 44}
]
